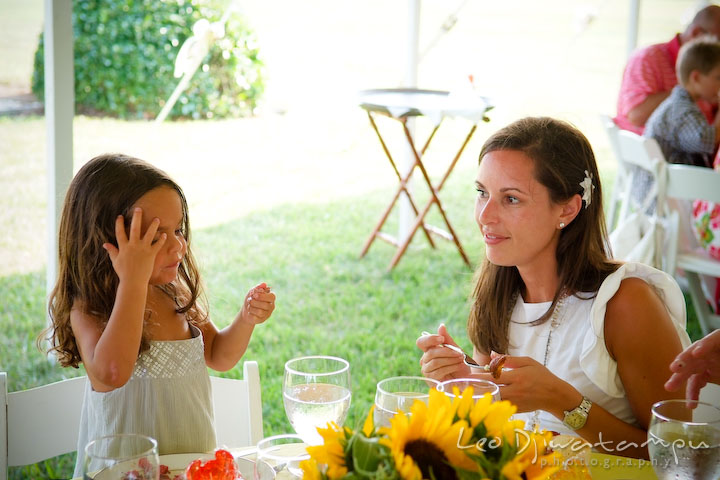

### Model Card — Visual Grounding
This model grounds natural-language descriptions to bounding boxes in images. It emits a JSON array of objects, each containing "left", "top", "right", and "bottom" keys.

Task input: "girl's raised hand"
[
  {"left": 102, "top": 207, "right": 166, "bottom": 284},
  {"left": 240, "top": 282, "right": 275, "bottom": 325}
]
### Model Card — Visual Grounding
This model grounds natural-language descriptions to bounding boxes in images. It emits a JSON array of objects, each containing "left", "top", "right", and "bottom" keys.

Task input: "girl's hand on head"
[
  {"left": 239, "top": 282, "right": 275, "bottom": 325},
  {"left": 102, "top": 207, "right": 166, "bottom": 284}
]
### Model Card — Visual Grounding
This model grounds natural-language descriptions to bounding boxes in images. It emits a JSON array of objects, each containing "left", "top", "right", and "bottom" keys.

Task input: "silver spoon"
[{"left": 421, "top": 331, "right": 483, "bottom": 368}]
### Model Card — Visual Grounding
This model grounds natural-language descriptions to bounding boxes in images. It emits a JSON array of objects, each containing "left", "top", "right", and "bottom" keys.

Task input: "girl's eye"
[
  {"left": 476, "top": 187, "right": 487, "bottom": 198},
  {"left": 174, "top": 229, "right": 183, "bottom": 236}
]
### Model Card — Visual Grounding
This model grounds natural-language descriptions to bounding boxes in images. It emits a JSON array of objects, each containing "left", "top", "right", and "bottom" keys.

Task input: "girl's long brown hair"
[
  {"left": 39, "top": 154, "right": 208, "bottom": 367},
  {"left": 468, "top": 117, "right": 619, "bottom": 355}
]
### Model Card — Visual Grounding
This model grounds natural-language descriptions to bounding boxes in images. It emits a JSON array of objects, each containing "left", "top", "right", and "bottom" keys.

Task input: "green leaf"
[{"left": 351, "top": 433, "right": 384, "bottom": 476}]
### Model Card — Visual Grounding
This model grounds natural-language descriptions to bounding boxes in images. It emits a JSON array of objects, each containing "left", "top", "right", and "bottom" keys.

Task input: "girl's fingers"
[
  {"left": 128, "top": 207, "right": 144, "bottom": 239},
  {"left": 151, "top": 231, "right": 167, "bottom": 251},
  {"left": 114, "top": 215, "right": 128, "bottom": 246},
  {"left": 102, "top": 242, "right": 118, "bottom": 260},
  {"left": 143, "top": 217, "right": 161, "bottom": 244}
]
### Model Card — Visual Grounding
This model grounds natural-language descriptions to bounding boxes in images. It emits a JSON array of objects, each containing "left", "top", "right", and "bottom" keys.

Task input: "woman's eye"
[
  {"left": 506, "top": 196, "right": 519, "bottom": 204},
  {"left": 476, "top": 188, "right": 487, "bottom": 198}
]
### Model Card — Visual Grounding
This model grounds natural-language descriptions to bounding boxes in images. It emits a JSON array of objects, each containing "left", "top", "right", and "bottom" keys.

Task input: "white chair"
[
  {"left": 607, "top": 129, "right": 670, "bottom": 272},
  {"left": 599, "top": 114, "right": 627, "bottom": 231},
  {"left": 212, "top": 361, "right": 264, "bottom": 448},
  {"left": 665, "top": 164, "right": 720, "bottom": 335},
  {"left": 1, "top": 361, "right": 263, "bottom": 480},
  {"left": 0, "top": 372, "right": 86, "bottom": 480}
]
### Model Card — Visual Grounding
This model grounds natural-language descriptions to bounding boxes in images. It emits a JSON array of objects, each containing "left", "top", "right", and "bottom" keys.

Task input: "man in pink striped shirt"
[{"left": 615, "top": 5, "right": 720, "bottom": 134}]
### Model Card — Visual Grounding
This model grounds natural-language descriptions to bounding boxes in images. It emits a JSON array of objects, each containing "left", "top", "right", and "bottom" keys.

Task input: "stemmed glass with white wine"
[
  {"left": 648, "top": 399, "right": 720, "bottom": 480},
  {"left": 374, "top": 376, "right": 439, "bottom": 428},
  {"left": 283, "top": 355, "right": 351, "bottom": 445}
]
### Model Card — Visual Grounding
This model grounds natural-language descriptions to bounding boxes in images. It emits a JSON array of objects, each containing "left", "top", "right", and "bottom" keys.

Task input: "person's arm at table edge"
[{"left": 627, "top": 91, "right": 671, "bottom": 127}]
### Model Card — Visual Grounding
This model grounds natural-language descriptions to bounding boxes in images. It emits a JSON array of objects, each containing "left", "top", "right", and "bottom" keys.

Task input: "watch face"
[{"left": 565, "top": 411, "right": 586, "bottom": 429}]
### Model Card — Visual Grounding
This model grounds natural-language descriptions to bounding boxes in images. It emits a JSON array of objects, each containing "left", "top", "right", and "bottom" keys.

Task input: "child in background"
[
  {"left": 39, "top": 154, "right": 276, "bottom": 476},
  {"left": 644, "top": 35, "right": 720, "bottom": 167},
  {"left": 644, "top": 36, "right": 720, "bottom": 313}
]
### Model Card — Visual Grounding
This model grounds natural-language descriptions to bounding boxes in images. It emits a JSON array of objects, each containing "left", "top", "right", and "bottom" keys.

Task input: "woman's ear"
[{"left": 559, "top": 194, "right": 582, "bottom": 227}]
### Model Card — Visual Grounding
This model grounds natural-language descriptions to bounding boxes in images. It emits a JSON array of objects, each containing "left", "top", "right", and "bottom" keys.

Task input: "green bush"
[{"left": 31, "top": 0, "right": 264, "bottom": 120}]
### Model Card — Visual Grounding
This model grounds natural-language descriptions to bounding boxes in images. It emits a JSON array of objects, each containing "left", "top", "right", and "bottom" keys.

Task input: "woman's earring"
[{"left": 559, "top": 222, "right": 566, "bottom": 229}]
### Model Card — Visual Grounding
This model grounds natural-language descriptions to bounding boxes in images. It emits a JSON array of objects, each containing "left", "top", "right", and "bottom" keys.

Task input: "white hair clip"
[{"left": 580, "top": 170, "right": 595, "bottom": 209}]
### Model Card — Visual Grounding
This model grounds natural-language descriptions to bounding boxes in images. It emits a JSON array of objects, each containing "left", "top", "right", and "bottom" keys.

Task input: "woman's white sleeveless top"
[
  {"left": 74, "top": 324, "right": 215, "bottom": 477},
  {"left": 507, "top": 262, "right": 690, "bottom": 436}
]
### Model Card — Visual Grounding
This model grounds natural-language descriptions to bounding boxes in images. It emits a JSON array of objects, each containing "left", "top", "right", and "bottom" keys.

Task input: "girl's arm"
[
  {"left": 201, "top": 284, "right": 275, "bottom": 372},
  {"left": 474, "top": 278, "right": 685, "bottom": 458},
  {"left": 71, "top": 209, "right": 166, "bottom": 391}
]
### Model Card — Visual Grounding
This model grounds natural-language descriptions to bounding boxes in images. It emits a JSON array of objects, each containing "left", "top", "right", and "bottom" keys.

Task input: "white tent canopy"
[{"left": 43, "top": 0, "right": 648, "bottom": 297}]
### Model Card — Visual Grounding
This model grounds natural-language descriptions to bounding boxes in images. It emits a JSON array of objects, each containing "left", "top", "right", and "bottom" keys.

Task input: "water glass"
[
  {"left": 83, "top": 433, "right": 159, "bottom": 479},
  {"left": 255, "top": 433, "right": 310, "bottom": 479},
  {"left": 437, "top": 378, "right": 501, "bottom": 402},
  {"left": 648, "top": 399, "right": 720, "bottom": 480},
  {"left": 283, "top": 355, "right": 351, "bottom": 445},
  {"left": 374, "top": 376, "right": 439, "bottom": 428}
]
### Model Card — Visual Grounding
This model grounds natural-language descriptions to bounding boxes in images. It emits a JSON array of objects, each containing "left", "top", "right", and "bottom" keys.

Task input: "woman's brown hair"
[
  {"left": 468, "top": 117, "right": 619, "bottom": 355},
  {"left": 39, "top": 154, "right": 207, "bottom": 367}
]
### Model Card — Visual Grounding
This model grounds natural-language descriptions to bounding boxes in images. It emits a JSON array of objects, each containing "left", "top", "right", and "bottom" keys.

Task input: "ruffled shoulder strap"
[{"left": 579, "top": 262, "right": 690, "bottom": 397}]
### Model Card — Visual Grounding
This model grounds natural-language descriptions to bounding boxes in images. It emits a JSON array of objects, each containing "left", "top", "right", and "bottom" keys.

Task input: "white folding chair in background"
[
  {"left": 607, "top": 129, "right": 670, "bottom": 272},
  {"left": 665, "top": 164, "right": 720, "bottom": 335},
  {"left": 2, "top": 361, "right": 263, "bottom": 480},
  {"left": 599, "top": 114, "right": 628, "bottom": 232},
  {"left": 0, "top": 372, "right": 86, "bottom": 480}
]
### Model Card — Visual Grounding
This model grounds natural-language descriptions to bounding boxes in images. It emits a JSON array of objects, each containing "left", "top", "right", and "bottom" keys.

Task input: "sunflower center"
[{"left": 404, "top": 439, "right": 457, "bottom": 480}]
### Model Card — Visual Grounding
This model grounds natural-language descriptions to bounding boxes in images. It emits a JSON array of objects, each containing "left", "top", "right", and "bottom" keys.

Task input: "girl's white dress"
[
  {"left": 507, "top": 262, "right": 691, "bottom": 437},
  {"left": 74, "top": 324, "right": 215, "bottom": 477}
]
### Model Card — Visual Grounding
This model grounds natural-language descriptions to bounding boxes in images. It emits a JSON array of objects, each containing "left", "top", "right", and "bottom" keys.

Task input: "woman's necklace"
[{"left": 528, "top": 290, "right": 569, "bottom": 431}]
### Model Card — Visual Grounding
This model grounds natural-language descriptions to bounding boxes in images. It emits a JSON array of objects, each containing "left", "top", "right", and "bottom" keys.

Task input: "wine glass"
[
  {"left": 83, "top": 433, "right": 159, "bottom": 479},
  {"left": 255, "top": 433, "right": 310, "bottom": 479},
  {"left": 648, "top": 399, "right": 720, "bottom": 480},
  {"left": 283, "top": 355, "right": 351, "bottom": 445},
  {"left": 374, "top": 376, "right": 439, "bottom": 428},
  {"left": 437, "top": 378, "right": 501, "bottom": 402}
]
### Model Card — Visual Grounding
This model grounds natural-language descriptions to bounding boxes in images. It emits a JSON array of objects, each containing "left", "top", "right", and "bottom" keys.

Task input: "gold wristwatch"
[{"left": 563, "top": 397, "right": 592, "bottom": 430}]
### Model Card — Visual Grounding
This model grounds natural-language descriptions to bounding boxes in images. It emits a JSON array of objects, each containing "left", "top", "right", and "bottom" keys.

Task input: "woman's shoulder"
[
  {"left": 596, "top": 262, "right": 681, "bottom": 302},
  {"left": 586, "top": 261, "right": 687, "bottom": 341}
]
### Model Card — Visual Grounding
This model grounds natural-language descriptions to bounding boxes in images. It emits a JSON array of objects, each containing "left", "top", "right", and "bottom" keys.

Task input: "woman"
[{"left": 417, "top": 117, "right": 690, "bottom": 458}]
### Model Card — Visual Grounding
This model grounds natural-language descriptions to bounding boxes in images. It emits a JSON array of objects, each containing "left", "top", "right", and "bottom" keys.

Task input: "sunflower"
[
  {"left": 303, "top": 422, "right": 351, "bottom": 479},
  {"left": 501, "top": 429, "right": 561, "bottom": 480},
  {"left": 379, "top": 389, "right": 476, "bottom": 480}
]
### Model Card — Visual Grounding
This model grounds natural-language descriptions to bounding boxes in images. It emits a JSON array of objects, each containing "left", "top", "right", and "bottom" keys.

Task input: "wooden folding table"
[{"left": 358, "top": 88, "right": 493, "bottom": 270}]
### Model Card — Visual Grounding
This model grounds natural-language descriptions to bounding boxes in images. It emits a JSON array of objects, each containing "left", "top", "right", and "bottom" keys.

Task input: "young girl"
[
  {"left": 417, "top": 117, "right": 690, "bottom": 458},
  {"left": 40, "top": 154, "right": 275, "bottom": 475}
]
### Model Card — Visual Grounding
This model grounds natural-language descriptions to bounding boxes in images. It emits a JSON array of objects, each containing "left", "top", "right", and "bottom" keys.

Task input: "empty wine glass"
[
  {"left": 83, "top": 433, "right": 159, "bottom": 479},
  {"left": 648, "top": 399, "right": 720, "bottom": 480},
  {"left": 374, "top": 376, "right": 439, "bottom": 428},
  {"left": 437, "top": 378, "right": 501, "bottom": 402},
  {"left": 255, "top": 433, "right": 310, "bottom": 479},
  {"left": 283, "top": 355, "right": 351, "bottom": 445}
]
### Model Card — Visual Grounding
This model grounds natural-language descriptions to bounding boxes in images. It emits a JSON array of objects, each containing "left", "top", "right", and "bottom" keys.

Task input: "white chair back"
[
  {"left": 0, "top": 372, "right": 86, "bottom": 479},
  {"left": 665, "top": 164, "right": 720, "bottom": 334},
  {"left": 599, "top": 114, "right": 626, "bottom": 231},
  {"left": 212, "top": 360, "right": 264, "bottom": 448},
  {"left": 607, "top": 130, "right": 670, "bottom": 271},
  {"left": 1, "top": 361, "right": 263, "bottom": 479}
]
